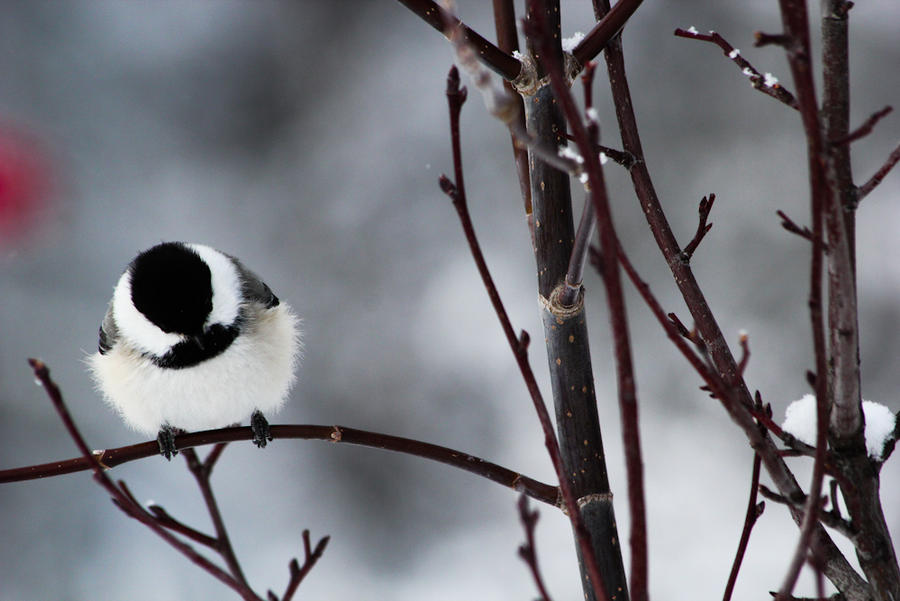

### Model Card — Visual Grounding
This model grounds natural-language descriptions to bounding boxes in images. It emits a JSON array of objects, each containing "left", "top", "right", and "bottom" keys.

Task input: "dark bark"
[{"left": 524, "top": 3, "right": 629, "bottom": 600}]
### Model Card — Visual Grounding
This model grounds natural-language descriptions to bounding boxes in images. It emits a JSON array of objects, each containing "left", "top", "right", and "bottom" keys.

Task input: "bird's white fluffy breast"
[{"left": 88, "top": 303, "right": 300, "bottom": 436}]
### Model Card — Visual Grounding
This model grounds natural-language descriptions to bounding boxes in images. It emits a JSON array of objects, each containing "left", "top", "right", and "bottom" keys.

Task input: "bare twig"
[
  {"left": 776, "top": 210, "right": 820, "bottom": 246},
  {"left": 517, "top": 495, "right": 554, "bottom": 601},
  {"left": 491, "top": 0, "right": 532, "bottom": 215},
  {"left": 681, "top": 193, "right": 715, "bottom": 261},
  {"left": 856, "top": 142, "right": 900, "bottom": 201},
  {"left": 395, "top": 0, "right": 520, "bottom": 79},
  {"left": 183, "top": 447, "right": 250, "bottom": 589},
  {"left": 723, "top": 452, "right": 765, "bottom": 601},
  {"left": 144, "top": 502, "right": 219, "bottom": 548},
  {"left": 561, "top": 62, "right": 601, "bottom": 307},
  {"left": 571, "top": 0, "right": 644, "bottom": 68},
  {"left": 829, "top": 106, "right": 892, "bottom": 146},
  {"left": 736, "top": 330, "right": 750, "bottom": 377},
  {"left": 276, "top": 530, "right": 330, "bottom": 601},
  {"left": 673, "top": 28, "right": 799, "bottom": 109}
]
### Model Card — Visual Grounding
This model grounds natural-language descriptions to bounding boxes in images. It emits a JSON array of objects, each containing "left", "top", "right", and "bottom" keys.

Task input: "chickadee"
[{"left": 87, "top": 242, "right": 300, "bottom": 459}]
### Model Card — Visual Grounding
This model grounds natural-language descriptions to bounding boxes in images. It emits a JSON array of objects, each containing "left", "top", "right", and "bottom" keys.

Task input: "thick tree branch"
[
  {"left": 529, "top": 3, "right": 646, "bottom": 599},
  {"left": 440, "top": 63, "right": 610, "bottom": 601}
]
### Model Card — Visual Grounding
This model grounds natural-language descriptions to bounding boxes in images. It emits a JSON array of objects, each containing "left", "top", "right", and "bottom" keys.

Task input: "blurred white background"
[{"left": 0, "top": 2, "right": 897, "bottom": 600}]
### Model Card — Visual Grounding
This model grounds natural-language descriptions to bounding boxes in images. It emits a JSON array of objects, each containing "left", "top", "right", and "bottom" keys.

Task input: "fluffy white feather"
[{"left": 88, "top": 302, "right": 300, "bottom": 436}]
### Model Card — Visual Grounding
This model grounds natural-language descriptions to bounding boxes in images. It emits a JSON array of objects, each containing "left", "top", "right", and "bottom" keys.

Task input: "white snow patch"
[
  {"left": 512, "top": 50, "right": 525, "bottom": 61},
  {"left": 687, "top": 26, "right": 698, "bottom": 34},
  {"left": 742, "top": 67, "right": 754, "bottom": 78},
  {"left": 579, "top": 172, "right": 589, "bottom": 184},
  {"left": 562, "top": 32, "right": 585, "bottom": 53},
  {"left": 782, "top": 395, "right": 897, "bottom": 460},
  {"left": 586, "top": 107, "right": 599, "bottom": 123},
  {"left": 863, "top": 401, "right": 897, "bottom": 461},
  {"left": 763, "top": 72, "right": 779, "bottom": 87},
  {"left": 728, "top": 49, "right": 740, "bottom": 59},
  {"left": 558, "top": 145, "right": 584, "bottom": 164},
  {"left": 599, "top": 152, "right": 609, "bottom": 165}
]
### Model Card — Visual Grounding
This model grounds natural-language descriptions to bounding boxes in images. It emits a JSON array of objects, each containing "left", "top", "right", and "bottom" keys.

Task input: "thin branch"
[
  {"left": 277, "top": 530, "right": 330, "bottom": 601},
  {"left": 681, "top": 193, "right": 715, "bottom": 261},
  {"left": 27, "top": 359, "right": 263, "bottom": 601},
  {"left": 856, "top": 142, "right": 900, "bottom": 200},
  {"left": 395, "top": 0, "right": 520, "bottom": 80},
  {"left": 440, "top": 62, "right": 610, "bottom": 601},
  {"left": 571, "top": 0, "right": 644, "bottom": 68},
  {"left": 561, "top": 62, "right": 601, "bottom": 307},
  {"left": 517, "top": 495, "right": 554, "bottom": 601},
  {"left": 144, "top": 502, "right": 219, "bottom": 548},
  {"left": 183, "top": 447, "right": 250, "bottom": 589},
  {"left": 777, "top": 209, "right": 821, "bottom": 246},
  {"left": 830, "top": 105, "right": 892, "bottom": 146},
  {"left": 0, "top": 422, "right": 559, "bottom": 506},
  {"left": 491, "top": 0, "right": 532, "bottom": 215},
  {"left": 723, "top": 452, "right": 765, "bottom": 601},
  {"left": 673, "top": 28, "right": 799, "bottom": 110}
]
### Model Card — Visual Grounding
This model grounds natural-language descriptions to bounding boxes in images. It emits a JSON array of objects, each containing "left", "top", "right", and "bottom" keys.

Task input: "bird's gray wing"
[
  {"left": 230, "top": 257, "right": 280, "bottom": 309},
  {"left": 98, "top": 301, "right": 119, "bottom": 354}
]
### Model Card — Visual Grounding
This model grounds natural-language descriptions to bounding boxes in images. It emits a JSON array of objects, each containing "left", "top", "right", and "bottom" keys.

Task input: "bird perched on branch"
[{"left": 88, "top": 242, "right": 300, "bottom": 459}]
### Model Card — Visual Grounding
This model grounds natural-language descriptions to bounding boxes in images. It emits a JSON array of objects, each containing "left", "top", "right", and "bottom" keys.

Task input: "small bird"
[{"left": 88, "top": 242, "right": 300, "bottom": 459}]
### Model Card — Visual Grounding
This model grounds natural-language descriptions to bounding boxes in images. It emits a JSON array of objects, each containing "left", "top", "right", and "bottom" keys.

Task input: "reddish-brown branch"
[
  {"left": 183, "top": 447, "right": 250, "bottom": 589},
  {"left": 830, "top": 105, "right": 892, "bottom": 146},
  {"left": 0, "top": 422, "right": 559, "bottom": 506},
  {"left": 276, "top": 530, "right": 330, "bottom": 601},
  {"left": 571, "top": 0, "right": 644, "bottom": 68},
  {"left": 681, "top": 193, "right": 715, "bottom": 261},
  {"left": 517, "top": 495, "right": 555, "bottom": 601},
  {"left": 723, "top": 452, "right": 765, "bottom": 601},
  {"left": 673, "top": 28, "right": 799, "bottom": 109},
  {"left": 395, "top": 0, "right": 520, "bottom": 80},
  {"left": 857, "top": 142, "right": 900, "bottom": 201}
]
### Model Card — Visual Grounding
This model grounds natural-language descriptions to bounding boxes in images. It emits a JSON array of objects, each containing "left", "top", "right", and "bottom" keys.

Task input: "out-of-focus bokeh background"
[{"left": 1, "top": 2, "right": 897, "bottom": 600}]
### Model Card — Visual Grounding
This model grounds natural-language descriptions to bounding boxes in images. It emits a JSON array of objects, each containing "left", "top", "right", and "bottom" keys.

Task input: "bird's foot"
[
  {"left": 251, "top": 410, "right": 272, "bottom": 449},
  {"left": 157, "top": 425, "right": 179, "bottom": 460}
]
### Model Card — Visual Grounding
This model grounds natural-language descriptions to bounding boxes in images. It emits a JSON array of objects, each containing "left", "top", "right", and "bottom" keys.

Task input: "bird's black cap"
[{"left": 129, "top": 242, "right": 213, "bottom": 336}]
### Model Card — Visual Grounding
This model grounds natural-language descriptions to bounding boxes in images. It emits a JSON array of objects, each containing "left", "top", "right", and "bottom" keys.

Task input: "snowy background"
[{"left": 1, "top": 2, "right": 898, "bottom": 600}]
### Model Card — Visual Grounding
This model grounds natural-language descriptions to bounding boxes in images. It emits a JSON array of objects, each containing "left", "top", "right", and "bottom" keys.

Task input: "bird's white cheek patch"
[
  {"left": 188, "top": 243, "right": 241, "bottom": 327},
  {"left": 111, "top": 271, "right": 183, "bottom": 357}
]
